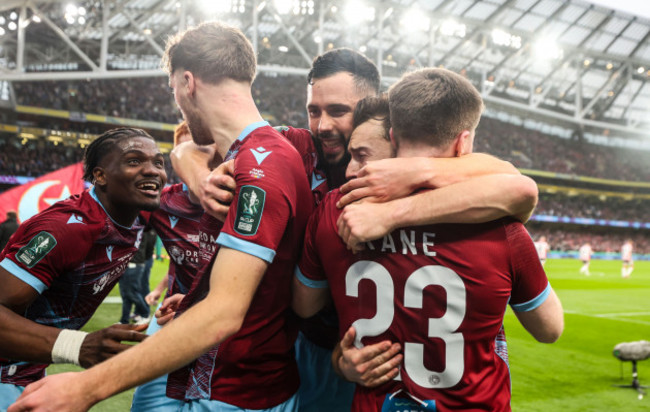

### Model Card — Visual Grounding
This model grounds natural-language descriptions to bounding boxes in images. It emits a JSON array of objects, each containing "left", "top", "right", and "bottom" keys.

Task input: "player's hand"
[
  {"left": 336, "top": 326, "right": 402, "bottom": 388},
  {"left": 9, "top": 372, "right": 93, "bottom": 412},
  {"left": 156, "top": 293, "right": 185, "bottom": 326},
  {"left": 78, "top": 323, "right": 147, "bottom": 368},
  {"left": 145, "top": 289, "right": 162, "bottom": 306},
  {"left": 337, "top": 158, "right": 427, "bottom": 208},
  {"left": 199, "top": 160, "right": 235, "bottom": 221},
  {"left": 337, "top": 201, "right": 394, "bottom": 252}
]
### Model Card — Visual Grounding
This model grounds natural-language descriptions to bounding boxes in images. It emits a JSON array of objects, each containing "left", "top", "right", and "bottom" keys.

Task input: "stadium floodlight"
[
  {"left": 274, "top": 0, "right": 293, "bottom": 14},
  {"left": 8, "top": 21, "right": 17, "bottom": 31},
  {"left": 359, "top": 45, "right": 367, "bottom": 52},
  {"left": 401, "top": 8, "right": 430, "bottom": 32},
  {"left": 32, "top": 15, "right": 41, "bottom": 23},
  {"left": 197, "top": 0, "right": 234, "bottom": 14},
  {"left": 606, "top": 62, "right": 613, "bottom": 70},
  {"left": 637, "top": 66, "right": 645, "bottom": 74},
  {"left": 342, "top": 1, "right": 375, "bottom": 25},
  {"left": 257, "top": 1, "right": 266, "bottom": 12},
  {"left": 492, "top": 29, "right": 521, "bottom": 49},
  {"left": 78, "top": 16, "right": 86, "bottom": 25},
  {"left": 583, "top": 59, "right": 591, "bottom": 67},
  {"left": 65, "top": 4, "right": 77, "bottom": 16},
  {"left": 313, "top": 34, "right": 322, "bottom": 43},
  {"left": 532, "top": 38, "right": 563, "bottom": 60},
  {"left": 440, "top": 20, "right": 466, "bottom": 38},
  {"left": 9, "top": 12, "right": 17, "bottom": 21},
  {"left": 0, "top": 16, "right": 5, "bottom": 25},
  {"left": 278, "top": 45, "right": 289, "bottom": 52},
  {"left": 0, "top": 27, "right": 5, "bottom": 36}
]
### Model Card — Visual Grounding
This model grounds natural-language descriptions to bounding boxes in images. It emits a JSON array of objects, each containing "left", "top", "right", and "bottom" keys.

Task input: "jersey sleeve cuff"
[
  {"left": 0, "top": 258, "right": 48, "bottom": 294},
  {"left": 294, "top": 266, "right": 328, "bottom": 289},
  {"left": 216, "top": 233, "right": 276, "bottom": 263},
  {"left": 510, "top": 283, "right": 551, "bottom": 312}
]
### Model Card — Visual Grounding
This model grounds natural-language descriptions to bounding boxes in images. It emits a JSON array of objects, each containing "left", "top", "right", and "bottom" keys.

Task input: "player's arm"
[
  {"left": 145, "top": 273, "right": 168, "bottom": 306},
  {"left": 0, "top": 266, "right": 147, "bottom": 368},
  {"left": 338, "top": 153, "right": 520, "bottom": 206},
  {"left": 11, "top": 247, "right": 267, "bottom": 411},
  {"left": 291, "top": 270, "right": 329, "bottom": 318},
  {"left": 338, "top": 174, "right": 538, "bottom": 251},
  {"left": 513, "top": 287, "right": 563, "bottom": 343}
]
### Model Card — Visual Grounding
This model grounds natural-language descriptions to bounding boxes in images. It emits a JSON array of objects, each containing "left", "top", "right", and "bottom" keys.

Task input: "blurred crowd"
[
  {"left": 475, "top": 117, "right": 650, "bottom": 182},
  {"left": 536, "top": 193, "right": 649, "bottom": 222}
]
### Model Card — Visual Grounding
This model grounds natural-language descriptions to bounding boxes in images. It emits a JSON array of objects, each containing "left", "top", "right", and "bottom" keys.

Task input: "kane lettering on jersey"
[
  {"left": 0, "top": 188, "right": 144, "bottom": 386},
  {"left": 166, "top": 121, "right": 313, "bottom": 409},
  {"left": 296, "top": 190, "right": 551, "bottom": 412},
  {"left": 148, "top": 183, "right": 204, "bottom": 296}
]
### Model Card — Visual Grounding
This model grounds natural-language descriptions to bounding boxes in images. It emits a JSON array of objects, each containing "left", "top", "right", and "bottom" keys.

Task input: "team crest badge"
[
  {"left": 16, "top": 231, "right": 57, "bottom": 268},
  {"left": 235, "top": 185, "right": 265, "bottom": 236}
]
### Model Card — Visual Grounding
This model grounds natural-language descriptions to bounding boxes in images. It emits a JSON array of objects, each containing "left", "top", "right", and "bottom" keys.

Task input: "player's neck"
[
  {"left": 396, "top": 142, "right": 453, "bottom": 159},
  {"left": 202, "top": 83, "right": 264, "bottom": 158}
]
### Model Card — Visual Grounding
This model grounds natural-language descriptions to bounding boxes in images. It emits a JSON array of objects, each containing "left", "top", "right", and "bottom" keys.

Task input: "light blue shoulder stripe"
[
  {"left": 237, "top": 121, "right": 270, "bottom": 142},
  {"left": 0, "top": 258, "right": 47, "bottom": 294},
  {"left": 510, "top": 283, "right": 551, "bottom": 312},
  {"left": 216, "top": 233, "right": 276, "bottom": 263},
  {"left": 294, "top": 266, "right": 329, "bottom": 289}
]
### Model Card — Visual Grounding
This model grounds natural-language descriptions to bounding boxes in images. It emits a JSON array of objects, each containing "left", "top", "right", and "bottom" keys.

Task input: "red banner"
[{"left": 0, "top": 163, "right": 86, "bottom": 224}]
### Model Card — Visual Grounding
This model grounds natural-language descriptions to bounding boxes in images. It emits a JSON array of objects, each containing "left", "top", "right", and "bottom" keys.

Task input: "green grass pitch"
[{"left": 46, "top": 258, "right": 650, "bottom": 410}]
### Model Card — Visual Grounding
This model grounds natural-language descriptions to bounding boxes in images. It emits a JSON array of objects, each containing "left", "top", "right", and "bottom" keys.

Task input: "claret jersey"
[
  {"left": 147, "top": 183, "right": 204, "bottom": 296},
  {"left": 167, "top": 121, "right": 313, "bottom": 409},
  {"left": 296, "top": 190, "right": 551, "bottom": 412},
  {"left": 0, "top": 188, "right": 144, "bottom": 386}
]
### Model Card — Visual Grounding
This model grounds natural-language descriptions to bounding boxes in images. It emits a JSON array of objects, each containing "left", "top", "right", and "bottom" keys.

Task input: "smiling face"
[
  {"left": 345, "top": 119, "right": 395, "bottom": 180},
  {"left": 307, "top": 72, "right": 369, "bottom": 166},
  {"left": 94, "top": 136, "right": 166, "bottom": 224}
]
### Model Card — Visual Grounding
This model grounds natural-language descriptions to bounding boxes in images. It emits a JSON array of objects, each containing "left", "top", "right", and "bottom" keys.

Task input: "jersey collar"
[
  {"left": 89, "top": 186, "right": 138, "bottom": 230},
  {"left": 224, "top": 120, "right": 270, "bottom": 161}
]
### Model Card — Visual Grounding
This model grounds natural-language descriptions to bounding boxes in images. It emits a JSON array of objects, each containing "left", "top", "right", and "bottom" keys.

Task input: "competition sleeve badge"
[
  {"left": 16, "top": 231, "right": 58, "bottom": 268},
  {"left": 235, "top": 185, "right": 266, "bottom": 236}
]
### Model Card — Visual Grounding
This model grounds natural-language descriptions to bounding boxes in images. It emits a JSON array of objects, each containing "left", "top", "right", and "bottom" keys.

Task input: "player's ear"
[
  {"left": 389, "top": 128, "right": 398, "bottom": 151},
  {"left": 453, "top": 130, "right": 473, "bottom": 157},
  {"left": 184, "top": 71, "right": 196, "bottom": 97},
  {"left": 93, "top": 167, "right": 107, "bottom": 187}
]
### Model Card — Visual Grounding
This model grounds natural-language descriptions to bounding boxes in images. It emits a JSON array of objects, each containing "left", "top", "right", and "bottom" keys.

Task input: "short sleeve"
[
  {"left": 217, "top": 144, "right": 294, "bottom": 263},
  {"left": 0, "top": 213, "right": 90, "bottom": 293},
  {"left": 506, "top": 222, "right": 551, "bottom": 312},
  {"left": 295, "top": 204, "right": 328, "bottom": 289}
]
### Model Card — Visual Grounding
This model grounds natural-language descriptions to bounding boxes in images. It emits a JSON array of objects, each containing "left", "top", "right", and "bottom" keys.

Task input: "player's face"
[
  {"left": 307, "top": 72, "right": 368, "bottom": 166},
  {"left": 97, "top": 136, "right": 167, "bottom": 216},
  {"left": 169, "top": 71, "right": 212, "bottom": 146},
  {"left": 345, "top": 119, "right": 394, "bottom": 180}
]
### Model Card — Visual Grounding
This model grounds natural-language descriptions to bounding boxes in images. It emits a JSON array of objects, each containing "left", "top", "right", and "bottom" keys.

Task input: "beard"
[{"left": 184, "top": 107, "right": 213, "bottom": 146}]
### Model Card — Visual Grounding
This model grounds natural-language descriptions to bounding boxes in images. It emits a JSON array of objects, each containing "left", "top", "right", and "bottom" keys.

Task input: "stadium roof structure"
[{"left": 1, "top": 0, "right": 650, "bottom": 138}]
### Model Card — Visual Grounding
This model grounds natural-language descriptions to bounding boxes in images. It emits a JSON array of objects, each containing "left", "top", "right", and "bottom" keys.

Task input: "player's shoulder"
[
  {"left": 24, "top": 190, "right": 105, "bottom": 231},
  {"left": 273, "top": 125, "right": 313, "bottom": 142}
]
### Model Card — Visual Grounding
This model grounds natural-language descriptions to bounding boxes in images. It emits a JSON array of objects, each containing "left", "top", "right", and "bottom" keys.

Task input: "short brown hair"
[
  {"left": 388, "top": 68, "right": 483, "bottom": 148},
  {"left": 162, "top": 22, "right": 256, "bottom": 84},
  {"left": 174, "top": 121, "right": 190, "bottom": 147},
  {"left": 353, "top": 94, "right": 390, "bottom": 142}
]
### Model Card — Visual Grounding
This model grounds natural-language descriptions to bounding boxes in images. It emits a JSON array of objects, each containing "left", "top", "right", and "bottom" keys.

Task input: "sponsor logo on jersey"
[
  {"left": 234, "top": 185, "right": 265, "bottom": 236},
  {"left": 169, "top": 215, "right": 179, "bottom": 229},
  {"left": 169, "top": 246, "right": 185, "bottom": 265},
  {"left": 106, "top": 245, "right": 114, "bottom": 262},
  {"left": 250, "top": 147, "right": 272, "bottom": 165},
  {"left": 67, "top": 214, "right": 85, "bottom": 224},
  {"left": 249, "top": 168, "right": 265, "bottom": 179},
  {"left": 16, "top": 231, "right": 57, "bottom": 268}
]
